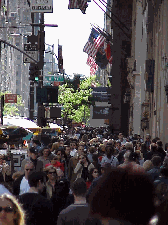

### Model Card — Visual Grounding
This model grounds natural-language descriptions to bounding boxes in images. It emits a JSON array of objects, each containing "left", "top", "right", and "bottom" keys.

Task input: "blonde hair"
[
  {"left": 0, "top": 194, "right": 25, "bottom": 225},
  {"left": 51, "top": 142, "right": 59, "bottom": 152},
  {"left": 143, "top": 160, "right": 153, "bottom": 171},
  {"left": 44, "top": 165, "right": 57, "bottom": 173}
]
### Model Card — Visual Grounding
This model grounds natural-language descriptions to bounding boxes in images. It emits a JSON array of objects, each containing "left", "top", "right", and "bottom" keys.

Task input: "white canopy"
[
  {"left": 49, "top": 123, "right": 63, "bottom": 130},
  {"left": 3, "top": 117, "right": 40, "bottom": 129}
]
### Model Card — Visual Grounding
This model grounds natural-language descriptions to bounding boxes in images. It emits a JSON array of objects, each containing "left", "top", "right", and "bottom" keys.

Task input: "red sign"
[
  {"left": 54, "top": 81, "right": 60, "bottom": 86},
  {"left": 5, "top": 94, "right": 17, "bottom": 103}
]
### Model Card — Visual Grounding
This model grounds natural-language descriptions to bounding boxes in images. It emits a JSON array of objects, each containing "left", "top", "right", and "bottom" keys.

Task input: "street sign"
[
  {"left": 23, "top": 44, "right": 38, "bottom": 63},
  {"left": 92, "top": 92, "right": 110, "bottom": 102},
  {"left": 31, "top": 0, "right": 53, "bottom": 13},
  {"left": 5, "top": 94, "right": 17, "bottom": 103},
  {"left": 92, "top": 106, "right": 109, "bottom": 119},
  {"left": 44, "top": 75, "right": 64, "bottom": 82}
]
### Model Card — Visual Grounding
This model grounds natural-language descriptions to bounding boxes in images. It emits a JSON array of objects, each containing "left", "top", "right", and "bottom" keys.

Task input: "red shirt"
[
  {"left": 45, "top": 161, "right": 64, "bottom": 172},
  {"left": 86, "top": 181, "right": 92, "bottom": 189}
]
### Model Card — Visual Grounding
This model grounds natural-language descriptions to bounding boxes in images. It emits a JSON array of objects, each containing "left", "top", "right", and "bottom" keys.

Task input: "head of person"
[
  {"left": 70, "top": 140, "right": 77, "bottom": 150},
  {"left": 88, "top": 168, "right": 99, "bottom": 182},
  {"left": 151, "top": 156, "right": 162, "bottom": 167},
  {"left": 89, "top": 146, "right": 96, "bottom": 154},
  {"left": 125, "top": 142, "right": 133, "bottom": 151},
  {"left": 29, "top": 147, "right": 38, "bottom": 160},
  {"left": 0, "top": 193, "right": 25, "bottom": 225},
  {"left": 157, "top": 140, "right": 163, "bottom": 148},
  {"left": 55, "top": 148, "right": 62, "bottom": 161},
  {"left": 101, "top": 163, "right": 111, "bottom": 175},
  {"left": 42, "top": 147, "right": 50, "bottom": 157},
  {"left": 136, "top": 142, "right": 141, "bottom": 150},
  {"left": 64, "top": 145, "right": 70, "bottom": 156},
  {"left": 78, "top": 154, "right": 88, "bottom": 164},
  {"left": 123, "top": 150, "right": 131, "bottom": 163},
  {"left": 150, "top": 144, "right": 158, "bottom": 152},
  {"left": 115, "top": 140, "right": 121, "bottom": 149},
  {"left": 32, "top": 139, "right": 41, "bottom": 147},
  {"left": 89, "top": 167, "right": 156, "bottom": 225},
  {"left": 45, "top": 165, "right": 57, "bottom": 182},
  {"left": 28, "top": 171, "right": 46, "bottom": 194},
  {"left": 71, "top": 178, "right": 87, "bottom": 198},
  {"left": 51, "top": 142, "right": 59, "bottom": 153},
  {"left": 105, "top": 144, "right": 115, "bottom": 157},
  {"left": 77, "top": 145, "right": 84, "bottom": 156},
  {"left": 143, "top": 160, "right": 153, "bottom": 172},
  {"left": 58, "top": 138, "right": 64, "bottom": 147},
  {"left": 141, "top": 142, "right": 148, "bottom": 153},
  {"left": 128, "top": 152, "right": 139, "bottom": 163},
  {"left": 118, "top": 133, "right": 123, "bottom": 141},
  {"left": 24, "top": 162, "right": 35, "bottom": 180},
  {"left": 146, "top": 134, "right": 151, "bottom": 141}
]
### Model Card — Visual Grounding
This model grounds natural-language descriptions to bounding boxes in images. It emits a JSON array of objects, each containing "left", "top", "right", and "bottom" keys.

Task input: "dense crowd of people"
[{"left": 0, "top": 126, "right": 168, "bottom": 224}]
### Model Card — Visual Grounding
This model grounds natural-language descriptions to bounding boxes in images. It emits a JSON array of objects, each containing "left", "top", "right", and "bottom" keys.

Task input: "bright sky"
[{"left": 44, "top": 0, "right": 106, "bottom": 77}]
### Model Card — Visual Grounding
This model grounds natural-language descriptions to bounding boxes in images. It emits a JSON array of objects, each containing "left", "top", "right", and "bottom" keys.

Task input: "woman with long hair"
[
  {"left": 74, "top": 154, "right": 94, "bottom": 182},
  {"left": 44, "top": 165, "right": 58, "bottom": 199},
  {"left": 0, "top": 194, "right": 25, "bottom": 225},
  {"left": 86, "top": 167, "right": 99, "bottom": 189}
]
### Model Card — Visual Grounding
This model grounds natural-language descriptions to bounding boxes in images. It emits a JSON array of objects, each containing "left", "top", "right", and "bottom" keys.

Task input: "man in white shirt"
[
  {"left": 13, "top": 161, "right": 35, "bottom": 196},
  {"left": 101, "top": 144, "right": 119, "bottom": 167},
  {"left": 19, "top": 161, "right": 35, "bottom": 195},
  {"left": 69, "top": 140, "right": 77, "bottom": 157}
]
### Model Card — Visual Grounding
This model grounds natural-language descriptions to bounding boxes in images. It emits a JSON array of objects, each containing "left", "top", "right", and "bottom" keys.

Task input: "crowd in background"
[{"left": 1, "top": 126, "right": 168, "bottom": 224}]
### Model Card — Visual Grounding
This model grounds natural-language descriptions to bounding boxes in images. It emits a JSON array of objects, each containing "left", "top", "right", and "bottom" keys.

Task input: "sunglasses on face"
[
  {"left": 93, "top": 171, "right": 98, "bottom": 173},
  {"left": 26, "top": 169, "right": 33, "bottom": 171},
  {"left": 48, "top": 171, "right": 56, "bottom": 174},
  {"left": 79, "top": 157, "right": 84, "bottom": 160},
  {"left": 0, "top": 207, "right": 14, "bottom": 213}
]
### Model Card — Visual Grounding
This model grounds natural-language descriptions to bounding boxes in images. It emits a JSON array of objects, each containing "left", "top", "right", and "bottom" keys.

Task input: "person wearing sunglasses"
[
  {"left": 86, "top": 168, "right": 99, "bottom": 189},
  {"left": 45, "top": 165, "right": 58, "bottom": 199},
  {"left": 0, "top": 193, "right": 25, "bottom": 225},
  {"left": 74, "top": 154, "right": 95, "bottom": 182},
  {"left": 13, "top": 161, "right": 35, "bottom": 196}
]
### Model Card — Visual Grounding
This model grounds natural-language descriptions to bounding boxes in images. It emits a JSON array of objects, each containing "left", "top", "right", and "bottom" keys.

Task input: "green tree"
[
  {"left": 58, "top": 76, "right": 100, "bottom": 124},
  {"left": 0, "top": 91, "right": 25, "bottom": 116}
]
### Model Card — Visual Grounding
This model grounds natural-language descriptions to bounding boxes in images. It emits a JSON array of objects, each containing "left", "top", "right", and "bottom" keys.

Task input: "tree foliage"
[
  {"left": 0, "top": 91, "right": 25, "bottom": 116},
  {"left": 58, "top": 76, "right": 100, "bottom": 123}
]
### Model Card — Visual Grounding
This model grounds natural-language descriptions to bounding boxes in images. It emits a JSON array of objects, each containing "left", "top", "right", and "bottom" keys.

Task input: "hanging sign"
[
  {"left": 31, "top": 0, "right": 53, "bottom": 13},
  {"left": 23, "top": 44, "right": 38, "bottom": 63}
]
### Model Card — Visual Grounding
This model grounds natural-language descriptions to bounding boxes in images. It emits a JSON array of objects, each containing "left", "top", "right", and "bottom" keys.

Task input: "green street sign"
[{"left": 44, "top": 75, "right": 64, "bottom": 82}]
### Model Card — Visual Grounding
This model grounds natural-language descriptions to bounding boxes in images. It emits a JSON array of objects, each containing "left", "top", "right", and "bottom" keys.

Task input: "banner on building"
[{"left": 31, "top": 0, "right": 53, "bottom": 13}]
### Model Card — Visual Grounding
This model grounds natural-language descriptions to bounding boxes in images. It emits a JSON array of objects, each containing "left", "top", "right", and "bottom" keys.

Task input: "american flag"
[
  {"left": 83, "top": 28, "right": 106, "bottom": 59},
  {"left": 68, "top": 0, "right": 80, "bottom": 9},
  {"left": 68, "top": 0, "right": 90, "bottom": 13},
  {"left": 87, "top": 56, "right": 98, "bottom": 76}
]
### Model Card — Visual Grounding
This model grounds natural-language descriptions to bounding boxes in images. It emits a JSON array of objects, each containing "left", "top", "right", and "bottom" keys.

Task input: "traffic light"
[{"left": 29, "top": 63, "right": 40, "bottom": 82}]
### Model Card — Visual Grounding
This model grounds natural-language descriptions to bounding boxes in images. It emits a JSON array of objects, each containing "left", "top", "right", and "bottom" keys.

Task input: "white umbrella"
[
  {"left": 49, "top": 123, "right": 63, "bottom": 130},
  {"left": 3, "top": 117, "right": 40, "bottom": 129}
]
